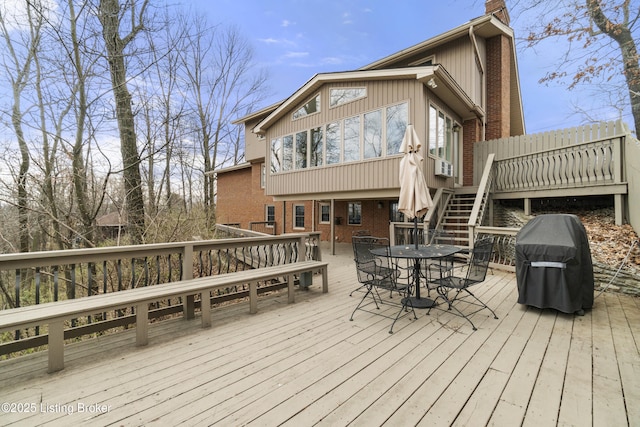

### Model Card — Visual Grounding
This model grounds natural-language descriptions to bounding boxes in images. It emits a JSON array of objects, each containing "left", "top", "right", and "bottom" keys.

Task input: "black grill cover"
[{"left": 515, "top": 214, "right": 594, "bottom": 314}]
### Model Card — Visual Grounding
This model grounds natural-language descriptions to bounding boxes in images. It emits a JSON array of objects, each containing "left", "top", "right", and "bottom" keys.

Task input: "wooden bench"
[{"left": 0, "top": 260, "right": 328, "bottom": 373}]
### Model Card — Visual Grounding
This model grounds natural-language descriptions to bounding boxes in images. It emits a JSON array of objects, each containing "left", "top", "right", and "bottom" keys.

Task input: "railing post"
[{"left": 182, "top": 243, "right": 195, "bottom": 320}]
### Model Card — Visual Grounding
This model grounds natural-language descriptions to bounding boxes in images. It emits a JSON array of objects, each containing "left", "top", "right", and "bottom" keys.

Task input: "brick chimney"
[
  {"left": 483, "top": 0, "right": 512, "bottom": 142},
  {"left": 485, "top": 0, "right": 510, "bottom": 25}
]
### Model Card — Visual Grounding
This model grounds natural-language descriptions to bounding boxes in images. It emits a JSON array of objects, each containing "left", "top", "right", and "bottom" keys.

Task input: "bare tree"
[
  {"left": 0, "top": 1, "right": 44, "bottom": 253},
  {"left": 97, "top": 0, "right": 148, "bottom": 244},
  {"left": 514, "top": 0, "right": 640, "bottom": 132},
  {"left": 180, "top": 19, "right": 269, "bottom": 227}
]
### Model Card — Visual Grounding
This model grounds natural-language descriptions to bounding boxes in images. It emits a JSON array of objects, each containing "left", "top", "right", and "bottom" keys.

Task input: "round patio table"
[{"left": 371, "top": 244, "right": 463, "bottom": 308}]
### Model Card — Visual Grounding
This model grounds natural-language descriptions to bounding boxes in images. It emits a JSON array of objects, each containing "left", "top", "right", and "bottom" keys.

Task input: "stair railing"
[{"left": 467, "top": 153, "right": 496, "bottom": 248}]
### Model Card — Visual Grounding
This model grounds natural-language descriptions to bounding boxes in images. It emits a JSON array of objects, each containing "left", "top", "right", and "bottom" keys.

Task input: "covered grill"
[{"left": 515, "top": 214, "right": 594, "bottom": 314}]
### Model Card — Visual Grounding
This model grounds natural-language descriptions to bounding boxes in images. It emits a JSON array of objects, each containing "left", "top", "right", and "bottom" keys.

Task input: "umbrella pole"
[{"left": 414, "top": 216, "right": 419, "bottom": 249}]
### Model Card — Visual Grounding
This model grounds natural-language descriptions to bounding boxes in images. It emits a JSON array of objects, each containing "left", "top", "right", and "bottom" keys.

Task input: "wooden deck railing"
[
  {"left": 493, "top": 138, "right": 623, "bottom": 194},
  {"left": 0, "top": 233, "right": 321, "bottom": 355}
]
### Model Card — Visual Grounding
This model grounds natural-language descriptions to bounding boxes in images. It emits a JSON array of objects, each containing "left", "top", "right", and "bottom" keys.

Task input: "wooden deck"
[{"left": 1, "top": 244, "right": 638, "bottom": 426}]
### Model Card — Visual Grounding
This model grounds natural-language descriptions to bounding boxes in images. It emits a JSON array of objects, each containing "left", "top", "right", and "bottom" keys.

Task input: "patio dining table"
[{"left": 371, "top": 244, "right": 463, "bottom": 308}]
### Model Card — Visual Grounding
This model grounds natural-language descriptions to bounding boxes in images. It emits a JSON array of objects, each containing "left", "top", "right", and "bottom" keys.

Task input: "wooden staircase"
[{"left": 430, "top": 191, "right": 478, "bottom": 248}]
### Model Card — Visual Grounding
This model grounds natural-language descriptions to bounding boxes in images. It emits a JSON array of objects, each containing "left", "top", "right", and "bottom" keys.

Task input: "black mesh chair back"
[
  {"left": 427, "top": 236, "right": 497, "bottom": 330},
  {"left": 466, "top": 237, "right": 494, "bottom": 285},
  {"left": 350, "top": 236, "right": 416, "bottom": 333},
  {"left": 352, "top": 236, "right": 395, "bottom": 287}
]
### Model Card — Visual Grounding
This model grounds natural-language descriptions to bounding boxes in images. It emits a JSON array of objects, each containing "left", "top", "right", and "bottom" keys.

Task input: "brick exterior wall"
[
  {"left": 462, "top": 118, "right": 483, "bottom": 186},
  {"left": 316, "top": 200, "right": 391, "bottom": 243}
]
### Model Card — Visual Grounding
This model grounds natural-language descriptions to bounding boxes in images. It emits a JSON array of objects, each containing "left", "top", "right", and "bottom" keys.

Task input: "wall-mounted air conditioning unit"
[{"left": 435, "top": 159, "right": 453, "bottom": 177}]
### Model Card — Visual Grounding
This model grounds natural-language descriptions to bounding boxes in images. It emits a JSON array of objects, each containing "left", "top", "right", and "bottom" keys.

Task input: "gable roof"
[
  {"left": 240, "top": 13, "right": 525, "bottom": 136},
  {"left": 253, "top": 65, "right": 484, "bottom": 134}
]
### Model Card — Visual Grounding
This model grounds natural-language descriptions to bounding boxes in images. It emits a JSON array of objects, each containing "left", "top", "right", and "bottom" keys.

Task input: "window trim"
[
  {"left": 292, "top": 93, "right": 321, "bottom": 121},
  {"left": 347, "top": 202, "right": 362, "bottom": 226},
  {"left": 293, "top": 204, "right": 305, "bottom": 229},
  {"left": 265, "top": 205, "right": 275, "bottom": 228},
  {"left": 428, "top": 103, "right": 454, "bottom": 163},
  {"left": 319, "top": 202, "right": 331, "bottom": 224},
  {"left": 329, "top": 87, "right": 367, "bottom": 108}
]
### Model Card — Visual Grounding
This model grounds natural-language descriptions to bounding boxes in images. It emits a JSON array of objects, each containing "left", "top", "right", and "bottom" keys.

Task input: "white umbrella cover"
[{"left": 398, "top": 125, "right": 433, "bottom": 220}]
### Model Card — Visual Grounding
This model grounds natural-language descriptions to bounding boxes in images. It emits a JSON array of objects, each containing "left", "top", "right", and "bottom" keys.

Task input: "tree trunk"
[
  {"left": 587, "top": 0, "right": 640, "bottom": 134},
  {"left": 98, "top": 0, "right": 147, "bottom": 244}
]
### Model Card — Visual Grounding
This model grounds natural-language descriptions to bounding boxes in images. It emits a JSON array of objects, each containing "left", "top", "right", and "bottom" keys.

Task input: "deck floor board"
[{"left": 0, "top": 243, "right": 638, "bottom": 426}]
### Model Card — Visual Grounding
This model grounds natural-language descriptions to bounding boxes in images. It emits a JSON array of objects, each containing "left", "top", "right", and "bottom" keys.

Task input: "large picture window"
[
  {"left": 326, "top": 122, "right": 341, "bottom": 165},
  {"left": 343, "top": 116, "right": 361, "bottom": 162},
  {"left": 269, "top": 101, "right": 408, "bottom": 174},
  {"left": 363, "top": 110, "right": 382, "bottom": 159},
  {"left": 386, "top": 102, "right": 408, "bottom": 155},
  {"left": 295, "top": 131, "right": 307, "bottom": 169}
]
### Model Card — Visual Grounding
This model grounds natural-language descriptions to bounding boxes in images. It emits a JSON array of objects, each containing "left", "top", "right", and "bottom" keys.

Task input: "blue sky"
[{"left": 186, "top": 0, "right": 630, "bottom": 134}]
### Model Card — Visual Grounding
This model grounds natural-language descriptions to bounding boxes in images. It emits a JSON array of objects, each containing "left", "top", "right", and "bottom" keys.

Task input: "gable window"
[
  {"left": 319, "top": 202, "right": 331, "bottom": 224},
  {"left": 330, "top": 88, "right": 367, "bottom": 107},
  {"left": 348, "top": 202, "right": 362, "bottom": 225},
  {"left": 294, "top": 204, "right": 305, "bottom": 229},
  {"left": 292, "top": 94, "right": 320, "bottom": 120},
  {"left": 428, "top": 104, "right": 453, "bottom": 162}
]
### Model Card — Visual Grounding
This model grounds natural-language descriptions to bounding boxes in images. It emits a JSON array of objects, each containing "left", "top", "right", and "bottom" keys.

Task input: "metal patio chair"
[
  {"left": 427, "top": 236, "right": 498, "bottom": 330},
  {"left": 349, "top": 236, "right": 416, "bottom": 334},
  {"left": 349, "top": 231, "right": 372, "bottom": 297}
]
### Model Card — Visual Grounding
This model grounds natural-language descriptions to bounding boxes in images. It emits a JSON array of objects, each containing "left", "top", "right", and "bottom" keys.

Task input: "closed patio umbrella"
[
  {"left": 398, "top": 124, "right": 435, "bottom": 308},
  {"left": 398, "top": 124, "right": 433, "bottom": 247}
]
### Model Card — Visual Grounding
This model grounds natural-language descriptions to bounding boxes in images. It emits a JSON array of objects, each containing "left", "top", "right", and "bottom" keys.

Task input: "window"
[
  {"left": 428, "top": 104, "right": 453, "bottom": 162},
  {"left": 266, "top": 205, "right": 275, "bottom": 227},
  {"left": 283, "top": 135, "right": 293, "bottom": 171},
  {"left": 348, "top": 202, "right": 362, "bottom": 225},
  {"left": 269, "top": 101, "right": 408, "bottom": 174},
  {"left": 270, "top": 138, "right": 282, "bottom": 173},
  {"left": 310, "top": 127, "right": 323, "bottom": 167},
  {"left": 326, "top": 122, "right": 341, "bottom": 164},
  {"left": 363, "top": 110, "right": 382, "bottom": 159},
  {"left": 386, "top": 103, "right": 408, "bottom": 155},
  {"left": 319, "top": 203, "right": 330, "bottom": 224},
  {"left": 294, "top": 205, "right": 305, "bottom": 229},
  {"left": 330, "top": 88, "right": 366, "bottom": 107},
  {"left": 260, "top": 164, "right": 266, "bottom": 188},
  {"left": 292, "top": 94, "right": 320, "bottom": 119},
  {"left": 389, "top": 201, "right": 405, "bottom": 223},
  {"left": 343, "top": 116, "right": 360, "bottom": 162},
  {"left": 295, "top": 131, "right": 307, "bottom": 169}
]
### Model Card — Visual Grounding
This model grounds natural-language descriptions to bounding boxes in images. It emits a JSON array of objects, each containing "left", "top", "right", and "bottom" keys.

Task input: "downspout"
[{"left": 469, "top": 25, "right": 487, "bottom": 141}]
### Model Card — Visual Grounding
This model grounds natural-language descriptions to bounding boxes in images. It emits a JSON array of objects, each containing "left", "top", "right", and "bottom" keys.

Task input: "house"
[{"left": 215, "top": 0, "right": 522, "bottom": 243}]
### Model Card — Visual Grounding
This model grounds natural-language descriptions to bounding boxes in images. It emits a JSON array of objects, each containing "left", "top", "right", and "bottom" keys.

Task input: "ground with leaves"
[{"left": 540, "top": 208, "right": 640, "bottom": 276}]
